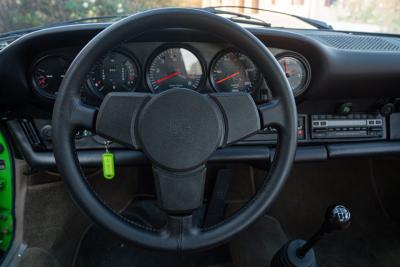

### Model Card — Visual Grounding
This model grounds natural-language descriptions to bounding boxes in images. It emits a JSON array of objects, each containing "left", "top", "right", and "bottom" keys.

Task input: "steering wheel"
[{"left": 52, "top": 8, "right": 297, "bottom": 251}]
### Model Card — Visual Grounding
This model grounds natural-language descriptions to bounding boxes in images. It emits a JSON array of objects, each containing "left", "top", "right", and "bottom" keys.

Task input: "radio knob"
[{"left": 380, "top": 103, "right": 395, "bottom": 117}]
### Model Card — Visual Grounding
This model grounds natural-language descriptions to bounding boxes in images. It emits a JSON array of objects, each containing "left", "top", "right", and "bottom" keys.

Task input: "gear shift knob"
[{"left": 324, "top": 205, "right": 351, "bottom": 232}]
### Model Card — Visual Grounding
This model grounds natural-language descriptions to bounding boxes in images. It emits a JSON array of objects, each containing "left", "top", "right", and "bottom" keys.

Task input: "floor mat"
[
  {"left": 229, "top": 215, "right": 288, "bottom": 267},
  {"left": 20, "top": 167, "right": 138, "bottom": 267},
  {"left": 74, "top": 200, "right": 232, "bottom": 267},
  {"left": 263, "top": 159, "right": 400, "bottom": 267},
  {"left": 19, "top": 247, "right": 61, "bottom": 267}
]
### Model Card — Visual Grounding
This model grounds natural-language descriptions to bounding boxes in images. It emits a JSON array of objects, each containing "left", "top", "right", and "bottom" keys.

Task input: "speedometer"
[
  {"left": 88, "top": 51, "right": 140, "bottom": 97},
  {"left": 210, "top": 50, "right": 260, "bottom": 93},
  {"left": 146, "top": 46, "right": 204, "bottom": 93}
]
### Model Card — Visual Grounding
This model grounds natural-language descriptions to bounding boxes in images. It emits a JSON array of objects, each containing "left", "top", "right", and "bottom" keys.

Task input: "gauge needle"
[
  {"left": 216, "top": 72, "right": 240, "bottom": 84},
  {"left": 283, "top": 60, "right": 292, "bottom": 78},
  {"left": 155, "top": 71, "right": 180, "bottom": 84}
]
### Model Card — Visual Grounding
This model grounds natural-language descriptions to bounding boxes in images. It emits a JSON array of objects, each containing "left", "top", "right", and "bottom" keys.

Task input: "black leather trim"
[
  {"left": 327, "top": 141, "right": 400, "bottom": 158},
  {"left": 270, "top": 145, "right": 327, "bottom": 162}
]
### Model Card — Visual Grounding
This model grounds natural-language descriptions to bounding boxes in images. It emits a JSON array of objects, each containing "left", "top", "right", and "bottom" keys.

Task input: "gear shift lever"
[
  {"left": 297, "top": 205, "right": 351, "bottom": 258},
  {"left": 270, "top": 205, "right": 351, "bottom": 267}
]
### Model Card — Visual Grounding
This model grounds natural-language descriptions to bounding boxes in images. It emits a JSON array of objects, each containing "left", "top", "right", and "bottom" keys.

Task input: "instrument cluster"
[{"left": 29, "top": 43, "right": 311, "bottom": 103}]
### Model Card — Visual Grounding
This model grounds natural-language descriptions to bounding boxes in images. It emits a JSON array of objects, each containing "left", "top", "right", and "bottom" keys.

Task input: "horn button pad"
[{"left": 138, "top": 89, "right": 224, "bottom": 171}]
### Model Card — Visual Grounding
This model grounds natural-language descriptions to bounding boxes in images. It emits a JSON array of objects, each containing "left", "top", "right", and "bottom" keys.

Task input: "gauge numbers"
[
  {"left": 210, "top": 50, "right": 260, "bottom": 93},
  {"left": 88, "top": 51, "right": 140, "bottom": 97},
  {"left": 146, "top": 47, "right": 204, "bottom": 93}
]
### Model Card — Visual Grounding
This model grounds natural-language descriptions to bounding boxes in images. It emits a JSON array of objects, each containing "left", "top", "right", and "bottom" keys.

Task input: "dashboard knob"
[
  {"left": 337, "top": 102, "right": 353, "bottom": 115},
  {"left": 40, "top": 124, "right": 52, "bottom": 141},
  {"left": 380, "top": 103, "right": 395, "bottom": 117}
]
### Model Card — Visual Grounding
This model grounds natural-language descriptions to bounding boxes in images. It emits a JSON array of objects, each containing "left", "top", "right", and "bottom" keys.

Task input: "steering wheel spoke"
[
  {"left": 96, "top": 92, "right": 151, "bottom": 149},
  {"left": 70, "top": 99, "right": 98, "bottom": 131},
  {"left": 258, "top": 99, "right": 286, "bottom": 129},
  {"left": 153, "top": 165, "right": 206, "bottom": 214},
  {"left": 210, "top": 92, "right": 261, "bottom": 146}
]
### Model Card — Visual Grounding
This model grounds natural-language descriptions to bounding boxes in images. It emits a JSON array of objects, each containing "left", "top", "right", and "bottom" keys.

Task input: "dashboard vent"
[
  {"left": 309, "top": 34, "right": 400, "bottom": 51},
  {"left": 19, "top": 119, "right": 45, "bottom": 151}
]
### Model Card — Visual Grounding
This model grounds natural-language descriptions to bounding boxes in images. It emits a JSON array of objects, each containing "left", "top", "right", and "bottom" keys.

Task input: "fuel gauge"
[
  {"left": 277, "top": 53, "right": 311, "bottom": 96},
  {"left": 32, "top": 56, "right": 69, "bottom": 99}
]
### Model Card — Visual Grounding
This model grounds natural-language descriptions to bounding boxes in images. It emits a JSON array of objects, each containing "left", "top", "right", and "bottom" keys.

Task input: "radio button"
[{"left": 370, "top": 127, "right": 383, "bottom": 131}]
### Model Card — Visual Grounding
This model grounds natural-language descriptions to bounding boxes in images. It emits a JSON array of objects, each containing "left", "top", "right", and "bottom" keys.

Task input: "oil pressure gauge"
[{"left": 277, "top": 53, "right": 311, "bottom": 96}]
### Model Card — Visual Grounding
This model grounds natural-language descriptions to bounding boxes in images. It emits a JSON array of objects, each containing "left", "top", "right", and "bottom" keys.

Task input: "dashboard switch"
[
  {"left": 337, "top": 102, "right": 353, "bottom": 115},
  {"left": 297, "top": 128, "right": 305, "bottom": 139},
  {"left": 40, "top": 125, "right": 52, "bottom": 141}
]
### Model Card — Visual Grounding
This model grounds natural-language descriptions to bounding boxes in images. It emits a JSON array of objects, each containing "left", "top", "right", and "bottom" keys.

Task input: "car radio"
[{"left": 311, "top": 114, "right": 385, "bottom": 139}]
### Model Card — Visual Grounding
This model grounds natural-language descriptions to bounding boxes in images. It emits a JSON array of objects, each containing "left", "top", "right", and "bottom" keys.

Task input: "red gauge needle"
[
  {"left": 216, "top": 72, "right": 240, "bottom": 84},
  {"left": 284, "top": 59, "right": 288, "bottom": 73},
  {"left": 155, "top": 71, "right": 180, "bottom": 84}
]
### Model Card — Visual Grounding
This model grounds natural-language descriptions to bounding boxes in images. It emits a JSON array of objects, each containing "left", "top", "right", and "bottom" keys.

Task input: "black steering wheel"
[{"left": 52, "top": 8, "right": 297, "bottom": 252}]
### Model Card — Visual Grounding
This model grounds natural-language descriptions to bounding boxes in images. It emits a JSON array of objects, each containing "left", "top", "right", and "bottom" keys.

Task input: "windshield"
[{"left": 0, "top": 1, "right": 398, "bottom": 35}]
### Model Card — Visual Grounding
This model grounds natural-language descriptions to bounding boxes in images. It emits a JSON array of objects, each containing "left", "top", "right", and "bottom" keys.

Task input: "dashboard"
[
  {"left": 29, "top": 42, "right": 311, "bottom": 105},
  {"left": 1, "top": 23, "right": 400, "bottom": 169}
]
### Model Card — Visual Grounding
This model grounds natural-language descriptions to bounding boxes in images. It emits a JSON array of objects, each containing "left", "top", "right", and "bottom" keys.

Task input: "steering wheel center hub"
[{"left": 138, "top": 88, "right": 223, "bottom": 171}]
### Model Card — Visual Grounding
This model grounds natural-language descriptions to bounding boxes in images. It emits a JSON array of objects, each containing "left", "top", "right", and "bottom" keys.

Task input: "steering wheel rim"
[{"left": 52, "top": 8, "right": 297, "bottom": 251}]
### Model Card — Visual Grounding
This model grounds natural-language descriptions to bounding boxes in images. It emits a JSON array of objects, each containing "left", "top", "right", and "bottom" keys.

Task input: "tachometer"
[
  {"left": 32, "top": 56, "right": 69, "bottom": 98},
  {"left": 88, "top": 51, "right": 140, "bottom": 97},
  {"left": 210, "top": 50, "right": 260, "bottom": 93},
  {"left": 277, "top": 53, "right": 311, "bottom": 96},
  {"left": 146, "top": 47, "right": 204, "bottom": 93}
]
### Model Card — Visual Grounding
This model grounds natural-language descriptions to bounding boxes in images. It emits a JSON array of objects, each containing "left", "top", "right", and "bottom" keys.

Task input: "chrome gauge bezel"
[
  {"left": 275, "top": 51, "right": 311, "bottom": 97},
  {"left": 209, "top": 48, "right": 262, "bottom": 93},
  {"left": 145, "top": 44, "right": 206, "bottom": 93},
  {"left": 86, "top": 49, "right": 142, "bottom": 99},
  {"left": 30, "top": 55, "right": 71, "bottom": 100}
]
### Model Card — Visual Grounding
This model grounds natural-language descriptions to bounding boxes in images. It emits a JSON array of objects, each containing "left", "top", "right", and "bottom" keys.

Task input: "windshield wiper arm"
[
  {"left": 203, "top": 7, "right": 271, "bottom": 28},
  {"left": 206, "top": 6, "right": 333, "bottom": 30}
]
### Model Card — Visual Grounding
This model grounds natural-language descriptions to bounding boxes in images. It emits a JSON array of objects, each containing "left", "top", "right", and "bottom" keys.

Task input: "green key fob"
[{"left": 102, "top": 152, "right": 115, "bottom": 179}]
